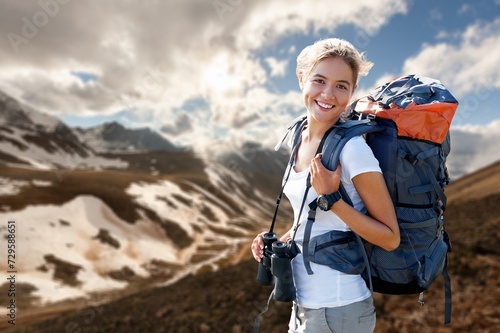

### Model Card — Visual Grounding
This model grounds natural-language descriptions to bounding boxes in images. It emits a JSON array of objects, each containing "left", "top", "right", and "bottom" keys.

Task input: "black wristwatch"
[{"left": 317, "top": 191, "right": 342, "bottom": 211}]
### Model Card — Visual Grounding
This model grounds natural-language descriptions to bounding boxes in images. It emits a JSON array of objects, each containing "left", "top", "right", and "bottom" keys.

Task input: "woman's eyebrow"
[
  {"left": 312, "top": 73, "right": 327, "bottom": 79},
  {"left": 312, "top": 73, "right": 351, "bottom": 86}
]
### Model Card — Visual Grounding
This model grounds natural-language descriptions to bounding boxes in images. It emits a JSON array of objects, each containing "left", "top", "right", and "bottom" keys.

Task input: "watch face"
[{"left": 318, "top": 196, "right": 329, "bottom": 210}]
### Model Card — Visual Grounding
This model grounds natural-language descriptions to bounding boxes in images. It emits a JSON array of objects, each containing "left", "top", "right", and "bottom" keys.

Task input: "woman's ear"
[{"left": 297, "top": 71, "right": 304, "bottom": 90}]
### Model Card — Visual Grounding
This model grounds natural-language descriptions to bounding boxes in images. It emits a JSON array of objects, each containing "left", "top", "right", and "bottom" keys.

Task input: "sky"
[{"left": 0, "top": 0, "right": 499, "bottom": 176}]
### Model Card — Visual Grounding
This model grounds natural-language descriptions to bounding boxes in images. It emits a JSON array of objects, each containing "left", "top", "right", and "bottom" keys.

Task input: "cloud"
[
  {"left": 401, "top": 18, "right": 500, "bottom": 100},
  {"left": 457, "top": 4, "right": 473, "bottom": 16},
  {"left": 429, "top": 8, "right": 443, "bottom": 21},
  {"left": 0, "top": 0, "right": 409, "bottom": 140},
  {"left": 160, "top": 114, "right": 193, "bottom": 137},
  {"left": 448, "top": 120, "right": 500, "bottom": 179},
  {"left": 265, "top": 57, "right": 288, "bottom": 77}
]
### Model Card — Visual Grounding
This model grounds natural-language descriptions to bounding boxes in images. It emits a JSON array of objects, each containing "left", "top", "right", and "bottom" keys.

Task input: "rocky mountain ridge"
[
  {"left": 74, "top": 121, "right": 178, "bottom": 153},
  {"left": 0, "top": 90, "right": 127, "bottom": 169}
]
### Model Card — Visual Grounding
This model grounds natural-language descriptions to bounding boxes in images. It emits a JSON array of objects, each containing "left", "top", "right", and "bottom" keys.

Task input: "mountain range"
[
  {"left": 0, "top": 90, "right": 292, "bottom": 328},
  {"left": 74, "top": 121, "right": 178, "bottom": 153}
]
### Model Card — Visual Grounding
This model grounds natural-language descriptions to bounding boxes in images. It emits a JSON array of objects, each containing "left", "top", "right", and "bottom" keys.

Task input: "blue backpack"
[{"left": 279, "top": 74, "right": 458, "bottom": 325}]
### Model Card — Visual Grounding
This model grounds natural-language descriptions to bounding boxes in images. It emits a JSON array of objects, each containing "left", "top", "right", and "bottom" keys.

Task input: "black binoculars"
[{"left": 256, "top": 232, "right": 297, "bottom": 302}]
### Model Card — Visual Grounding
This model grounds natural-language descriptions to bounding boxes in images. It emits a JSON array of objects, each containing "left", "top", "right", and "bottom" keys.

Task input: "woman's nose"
[{"left": 321, "top": 85, "right": 335, "bottom": 99}]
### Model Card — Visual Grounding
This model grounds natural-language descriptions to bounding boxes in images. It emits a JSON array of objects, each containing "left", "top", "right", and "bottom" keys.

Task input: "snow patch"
[
  {"left": 0, "top": 177, "right": 29, "bottom": 195},
  {"left": 126, "top": 180, "right": 230, "bottom": 234},
  {"left": 0, "top": 195, "right": 178, "bottom": 307},
  {"left": 31, "top": 179, "right": 52, "bottom": 187}
]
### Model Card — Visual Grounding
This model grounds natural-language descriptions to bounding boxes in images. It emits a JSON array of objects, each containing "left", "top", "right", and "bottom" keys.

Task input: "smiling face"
[{"left": 299, "top": 56, "right": 357, "bottom": 125}]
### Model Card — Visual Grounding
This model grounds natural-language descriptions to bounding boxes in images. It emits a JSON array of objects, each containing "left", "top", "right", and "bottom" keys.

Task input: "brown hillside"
[
  {"left": 446, "top": 160, "right": 500, "bottom": 205},
  {"left": 5, "top": 162, "right": 500, "bottom": 333}
]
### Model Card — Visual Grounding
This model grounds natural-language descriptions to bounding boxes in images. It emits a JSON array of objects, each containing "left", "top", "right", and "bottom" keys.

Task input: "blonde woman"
[{"left": 251, "top": 38, "right": 400, "bottom": 333}]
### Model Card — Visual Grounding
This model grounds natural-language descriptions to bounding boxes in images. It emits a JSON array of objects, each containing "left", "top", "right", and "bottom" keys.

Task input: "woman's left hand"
[{"left": 309, "top": 153, "right": 342, "bottom": 195}]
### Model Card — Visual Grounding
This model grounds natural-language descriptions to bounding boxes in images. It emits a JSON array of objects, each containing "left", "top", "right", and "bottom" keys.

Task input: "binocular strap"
[{"left": 252, "top": 289, "right": 275, "bottom": 333}]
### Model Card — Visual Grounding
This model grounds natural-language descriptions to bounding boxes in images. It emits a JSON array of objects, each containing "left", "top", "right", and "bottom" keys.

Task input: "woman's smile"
[{"left": 316, "top": 100, "right": 335, "bottom": 110}]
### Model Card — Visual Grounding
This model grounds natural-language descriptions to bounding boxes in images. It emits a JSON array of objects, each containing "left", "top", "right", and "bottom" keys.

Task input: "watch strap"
[{"left": 326, "top": 191, "right": 342, "bottom": 208}]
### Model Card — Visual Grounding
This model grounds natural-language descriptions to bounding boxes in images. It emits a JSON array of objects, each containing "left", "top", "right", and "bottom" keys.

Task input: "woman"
[{"left": 251, "top": 38, "right": 400, "bottom": 332}]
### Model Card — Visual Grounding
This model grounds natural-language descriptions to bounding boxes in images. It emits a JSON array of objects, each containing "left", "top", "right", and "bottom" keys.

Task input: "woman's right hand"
[{"left": 251, "top": 231, "right": 266, "bottom": 262}]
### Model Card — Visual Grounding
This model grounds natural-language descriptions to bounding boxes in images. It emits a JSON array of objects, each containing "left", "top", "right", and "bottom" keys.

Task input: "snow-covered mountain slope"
[
  {"left": 0, "top": 150, "right": 290, "bottom": 312},
  {"left": 0, "top": 187, "right": 255, "bottom": 307}
]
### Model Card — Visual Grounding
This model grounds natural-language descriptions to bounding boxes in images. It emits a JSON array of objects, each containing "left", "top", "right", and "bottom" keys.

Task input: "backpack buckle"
[
  {"left": 404, "top": 153, "right": 418, "bottom": 165},
  {"left": 418, "top": 292, "right": 425, "bottom": 306}
]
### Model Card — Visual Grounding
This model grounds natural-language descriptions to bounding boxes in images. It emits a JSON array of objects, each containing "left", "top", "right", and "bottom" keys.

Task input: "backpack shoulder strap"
[
  {"left": 274, "top": 115, "right": 307, "bottom": 151},
  {"left": 321, "top": 119, "right": 384, "bottom": 171}
]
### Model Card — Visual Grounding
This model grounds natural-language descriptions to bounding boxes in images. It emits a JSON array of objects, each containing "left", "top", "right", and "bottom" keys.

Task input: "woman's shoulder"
[
  {"left": 340, "top": 135, "right": 372, "bottom": 165},
  {"left": 343, "top": 134, "right": 368, "bottom": 150},
  {"left": 340, "top": 135, "right": 380, "bottom": 179}
]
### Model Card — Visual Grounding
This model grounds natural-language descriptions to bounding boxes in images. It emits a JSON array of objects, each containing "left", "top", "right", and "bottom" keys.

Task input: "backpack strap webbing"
[
  {"left": 301, "top": 200, "right": 318, "bottom": 275},
  {"left": 399, "top": 147, "right": 448, "bottom": 209},
  {"left": 338, "top": 183, "right": 374, "bottom": 294},
  {"left": 443, "top": 254, "right": 452, "bottom": 325}
]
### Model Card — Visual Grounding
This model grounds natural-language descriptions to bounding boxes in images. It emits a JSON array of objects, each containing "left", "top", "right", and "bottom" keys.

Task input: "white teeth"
[{"left": 317, "top": 101, "right": 333, "bottom": 109}]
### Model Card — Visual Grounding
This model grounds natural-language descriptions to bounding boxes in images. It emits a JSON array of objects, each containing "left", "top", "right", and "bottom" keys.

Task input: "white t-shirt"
[{"left": 283, "top": 135, "right": 381, "bottom": 308}]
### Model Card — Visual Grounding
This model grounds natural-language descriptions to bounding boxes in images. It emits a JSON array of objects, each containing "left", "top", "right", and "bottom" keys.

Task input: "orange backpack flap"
[{"left": 355, "top": 99, "right": 457, "bottom": 143}]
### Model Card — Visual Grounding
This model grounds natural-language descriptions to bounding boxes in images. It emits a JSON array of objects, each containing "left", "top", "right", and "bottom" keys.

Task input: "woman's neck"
[{"left": 305, "top": 116, "right": 337, "bottom": 142}]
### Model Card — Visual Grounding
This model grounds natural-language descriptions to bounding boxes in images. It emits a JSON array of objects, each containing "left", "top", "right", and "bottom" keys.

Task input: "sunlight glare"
[{"left": 202, "top": 54, "right": 240, "bottom": 95}]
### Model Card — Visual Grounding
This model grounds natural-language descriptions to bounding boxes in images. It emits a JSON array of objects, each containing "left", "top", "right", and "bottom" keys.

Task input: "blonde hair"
[{"left": 296, "top": 38, "right": 373, "bottom": 85}]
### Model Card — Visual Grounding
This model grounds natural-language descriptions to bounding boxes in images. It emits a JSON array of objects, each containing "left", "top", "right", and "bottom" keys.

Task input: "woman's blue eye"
[{"left": 314, "top": 79, "right": 325, "bottom": 84}]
